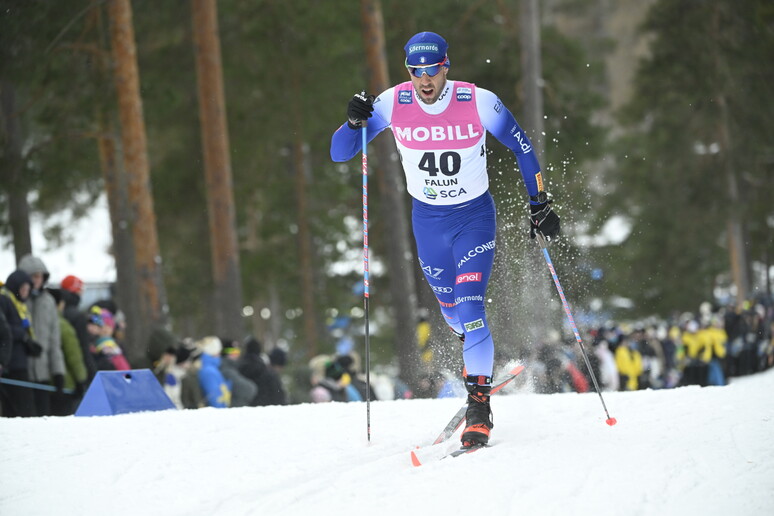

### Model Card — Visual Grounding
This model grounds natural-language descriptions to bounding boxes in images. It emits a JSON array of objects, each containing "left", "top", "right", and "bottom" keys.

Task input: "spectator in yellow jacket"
[
  {"left": 615, "top": 335, "right": 643, "bottom": 391},
  {"left": 703, "top": 320, "right": 727, "bottom": 362},
  {"left": 704, "top": 318, "right": 727, "bottom": 386}
]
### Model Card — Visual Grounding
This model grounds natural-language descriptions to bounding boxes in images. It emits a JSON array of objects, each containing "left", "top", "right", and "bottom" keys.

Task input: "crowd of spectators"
[
  {"left": 522, "top": 298, "right": 774, "bottom": 395},
  {"left": 0, "top": 256, "right": 288, "bottom": 417},
  {"left": 152, "top": 334, "right": 289, "bottom": 410}
]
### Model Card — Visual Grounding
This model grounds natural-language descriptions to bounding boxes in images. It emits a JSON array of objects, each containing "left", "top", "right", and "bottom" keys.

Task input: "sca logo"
[
  {"left": 464, "top": 318, "right": 485, "bottom": 332},
  {"left": 423, "top": 187, "right": 438, "bottom": 200}
]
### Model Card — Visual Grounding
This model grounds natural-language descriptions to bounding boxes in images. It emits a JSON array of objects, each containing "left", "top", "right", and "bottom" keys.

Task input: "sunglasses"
[{"left": 405, "top": 57, "right": 448, "bottom": 78}]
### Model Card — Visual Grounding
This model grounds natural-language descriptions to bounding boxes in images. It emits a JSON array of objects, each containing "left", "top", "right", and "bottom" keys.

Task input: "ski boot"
[{"left": 461, "top": 376, "right": 493, "bottom": 448}]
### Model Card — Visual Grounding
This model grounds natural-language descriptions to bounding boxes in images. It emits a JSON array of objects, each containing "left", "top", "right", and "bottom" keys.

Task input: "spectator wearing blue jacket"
[{"left": 195, "top": 336, "right": 231, "bottom": 408}]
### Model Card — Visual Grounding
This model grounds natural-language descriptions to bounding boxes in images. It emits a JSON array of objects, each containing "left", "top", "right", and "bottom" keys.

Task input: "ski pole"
[
  {"left": 361, "top": 120, "right": 372, "bottom": 442},
  {"left": 535, "top": 233, "right": 617, "bottom": 426},
  {"left": 0, "top": 377, "right": 74, "bottom": 394}
]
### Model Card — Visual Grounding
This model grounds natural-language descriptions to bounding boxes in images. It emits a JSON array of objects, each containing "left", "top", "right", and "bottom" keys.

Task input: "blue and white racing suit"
[{"left": 331, "top": 80, "right": 543, "bottom": 380}]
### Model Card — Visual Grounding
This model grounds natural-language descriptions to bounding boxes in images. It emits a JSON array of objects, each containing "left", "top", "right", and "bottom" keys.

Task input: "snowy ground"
[{"left": 1, "top": 367, "right": 773, "bottom": 516}]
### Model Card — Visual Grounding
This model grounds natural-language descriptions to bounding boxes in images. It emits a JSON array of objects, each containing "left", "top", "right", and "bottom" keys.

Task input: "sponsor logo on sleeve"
[{"left": 535, "top": 172, "right": 544, "bottom": 192}]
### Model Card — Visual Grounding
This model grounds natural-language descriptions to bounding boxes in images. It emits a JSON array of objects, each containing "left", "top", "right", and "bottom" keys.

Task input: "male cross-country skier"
[{"left": 330, "top": 31, "right": 560, "bottom": 448}]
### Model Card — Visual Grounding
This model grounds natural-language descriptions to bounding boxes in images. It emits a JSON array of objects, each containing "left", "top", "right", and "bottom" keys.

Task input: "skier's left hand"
[{"left": 529, "top": 194, "right": 560, "bottom": 241}]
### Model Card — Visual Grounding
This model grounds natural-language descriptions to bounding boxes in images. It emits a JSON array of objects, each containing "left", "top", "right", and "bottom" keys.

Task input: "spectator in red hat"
[
  {"left": 60, "top": 275, "right": 84, "bottom": 296},
  {"left": 59, "top": 275, "right": 97, "bottom": 382}
]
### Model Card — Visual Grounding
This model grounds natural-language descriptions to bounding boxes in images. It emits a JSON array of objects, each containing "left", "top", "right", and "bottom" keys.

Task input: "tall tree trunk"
[
  {"left": 489, "top": 1, "right": 553, "bottom": 353},
  {"left": 520, "top": 0, "right": 545, "bottom": 155},
  {"left": 719, "top": 95, "right": 750, "bottom": 306},
  {"left": 93, "top": 2, "right": 143, "bottom": 358},
  {"left": 191, "top": 0, "right": 244, "bottom": 337},
  {"left": 710, "top": 6, "right": 749, "bottom": 306},
  {"left": 107, "top": 0, "right": 167, "bottom": 365},
  {"left": 518, "top": 0, "right": 555, "bottom": 347},
  {"left": 360, "top": 0, "right": 421, "bottom": 387},
  {"left": 279, "top": 20, "right": 320, "bottom": 360},
  {"left": 96, "top": 110, "right": 142, "bottom": 356},
  {"left": 0, "top": 81, "right": 32, "bottom": 263},
  {"left": 291, "top": 138, "right": 319, "bottom": 360}
]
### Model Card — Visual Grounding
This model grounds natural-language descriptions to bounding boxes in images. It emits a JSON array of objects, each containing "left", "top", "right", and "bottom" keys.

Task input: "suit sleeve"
[
  {"left": 476, "top": 87, "right": 543, "bottom": 203},
  {"left": 330, "top": 89, "right": 393, "bottom": 162}
]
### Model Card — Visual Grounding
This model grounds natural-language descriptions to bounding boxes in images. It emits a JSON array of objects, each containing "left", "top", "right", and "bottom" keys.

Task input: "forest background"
[{"left": 1, "top": 0, "right": 772, "bottom": 390}]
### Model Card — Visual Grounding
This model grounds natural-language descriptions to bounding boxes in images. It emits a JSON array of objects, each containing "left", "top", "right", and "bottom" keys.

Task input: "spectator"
[
  {"left": 148, "top": 327, "right": 178, "bottom": 375},
  {"left": 705, "top": 317, "right": 727, "bottom": 386},
  {"left": 416, "top": 313, "right": 432, "bottom": 366},
  {"left": 0, "top": 304, "right": 11, "bottom": 378},
  {"left": 59, "top": 275, "right": 97, "bottom": 381},
  {"left": 195, "top": 336, "right": 231, "bottom": 408},
  {"left": 0, "top": 303, "right": 12, "bottom": 416},
  {"left": 335, "top": 353, "right": 373, "bottom": 401},
  {"left": 320, "top": 355, "right": 368, "bottom": 402},
  {"left": 180, "top": 345, "right": 205, "bottom": 409},
  {"left": 615, "top": 334, "right": 643, "bottom": 391},
  {"left": 0, "top": 270, "right": 40, "bottom": 417},
  {"left": 658, "top": 324, "right": 680, "bottom": 388},
  {"left": 86, "top": 307, "right": 131, "bottom": 371},
  {"left": 153, "top": 345, "right": 178, "bottom": 386},
  {"left": 18, "top": 254, "right": 66, "bottom": 416},
  {"left": 237, "top": 336, "right": 268, "bottom": 403},
  {"left": 47, "top": 288, "right": 88, "bottom": 416},
  {"left": 593, "top": 337, "right": 619, "bottom": 392},
  {"left": 680, "top": 320, "right": 707, "bottom": 386},
  {"left": 265, "top": 347, "right": 289, "bottom": 406},
  {"left": 218, "top": 338, "right": 257, "bottom": 408},
  {"left": 534, "top": 342, "right": 582, "bottom": 394},
  {"left": 162, "top": 340, "right": 196, "bottom": 409},
  {"left": 308, "top": 354, "right": 346, "bottom": 403},
  {"left": 238, "top": 337, "right": 288, "bottom": 407}
]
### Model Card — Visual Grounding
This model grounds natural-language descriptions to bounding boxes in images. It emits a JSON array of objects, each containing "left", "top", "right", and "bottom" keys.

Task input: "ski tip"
[
  {"left": 511, "top": 365, "right": 525, "bottom": 375},
  {"left": 606, "top": 417, "right": 617, "bottom": 426},
  {"left": 410, "top": 450, "right": 423, "bottom": 467}
]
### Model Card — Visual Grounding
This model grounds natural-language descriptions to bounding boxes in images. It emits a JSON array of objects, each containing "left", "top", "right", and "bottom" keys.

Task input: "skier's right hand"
[{"left": 347, "top": 91, "right": 375, "bottom": 128}]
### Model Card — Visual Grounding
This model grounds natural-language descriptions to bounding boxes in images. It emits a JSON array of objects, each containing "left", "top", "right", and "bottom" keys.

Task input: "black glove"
[
  {"left": 347, "top": 91, "right": 374, "bottom": 129},
  {"left": 75, "top": 381, "right": 86, "bottom": 397},
  {"left": 529, "top": 192, "right": 561, "bottom": 241},
  {"left": 52, "top": 374, "right": 64, "bottom": 394},
  {"left": 25, "top": 338, "right": 43, "bottom": 357}
]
